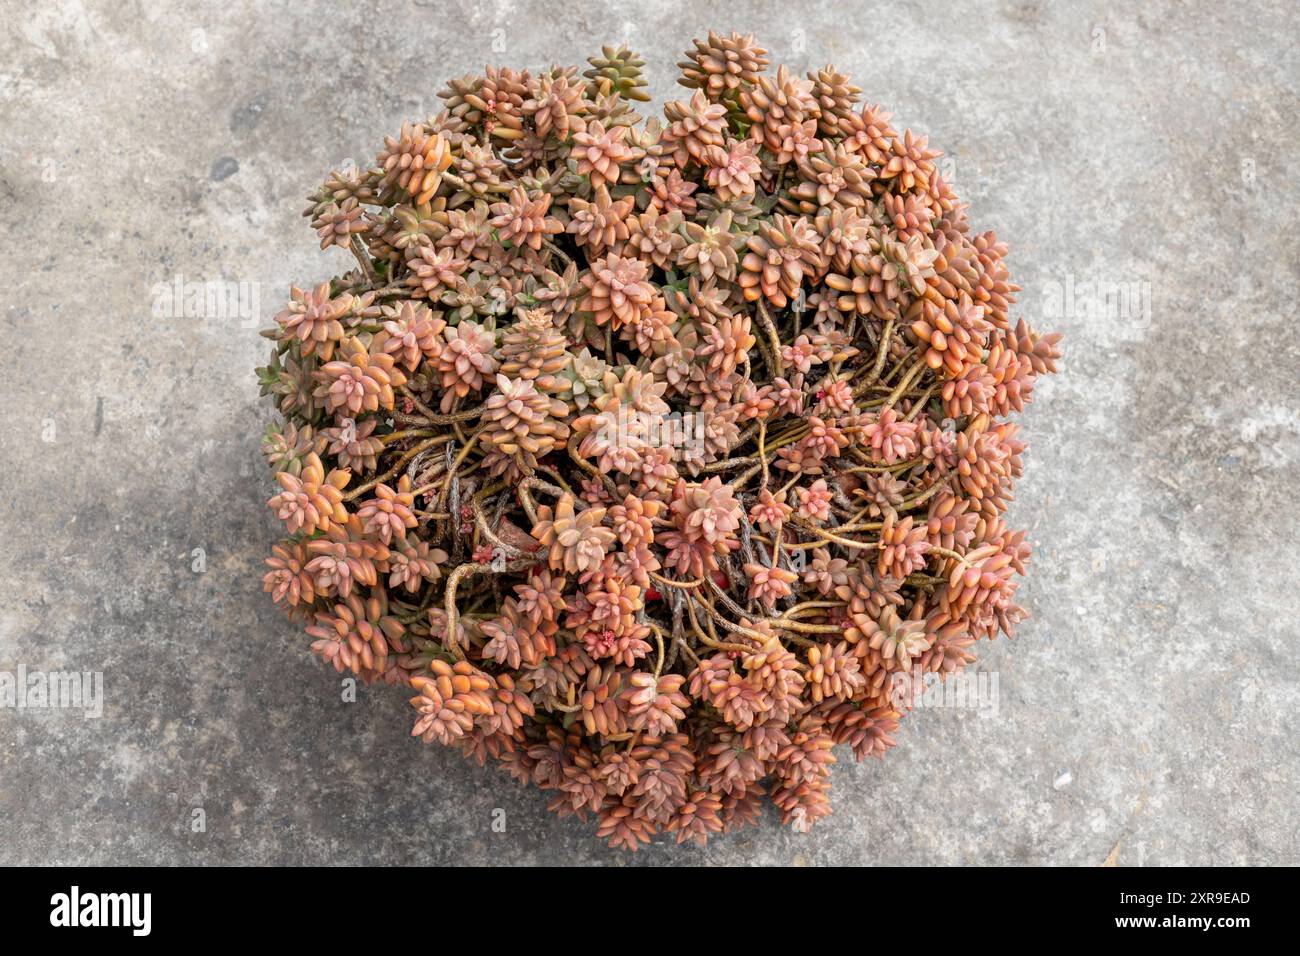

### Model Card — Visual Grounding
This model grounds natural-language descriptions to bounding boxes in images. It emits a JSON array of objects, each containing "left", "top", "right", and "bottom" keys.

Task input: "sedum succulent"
[{"left": 256, "top": 33, "right": 1060, "bottom": 851}]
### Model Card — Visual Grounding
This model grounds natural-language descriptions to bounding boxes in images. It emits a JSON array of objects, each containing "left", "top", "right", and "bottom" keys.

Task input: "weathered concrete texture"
[{"left": 1, "top": 0, "right": 1296, "bottom": 866}]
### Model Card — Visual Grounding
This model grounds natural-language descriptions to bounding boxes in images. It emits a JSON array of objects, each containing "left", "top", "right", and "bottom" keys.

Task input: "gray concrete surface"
[{"left": 1, "top": 0, "right": 1296, "bottom": 866}]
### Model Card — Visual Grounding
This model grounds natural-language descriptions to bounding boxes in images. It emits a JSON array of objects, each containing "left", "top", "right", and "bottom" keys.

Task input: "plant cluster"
[{"left": 258, "top": 32, "right": 1060, "bottom": 849}]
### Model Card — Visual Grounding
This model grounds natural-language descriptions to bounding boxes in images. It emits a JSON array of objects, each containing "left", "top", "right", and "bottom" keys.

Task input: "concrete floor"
[{"left": 1, "top": 0, "right": 1296, "bottom": 865}]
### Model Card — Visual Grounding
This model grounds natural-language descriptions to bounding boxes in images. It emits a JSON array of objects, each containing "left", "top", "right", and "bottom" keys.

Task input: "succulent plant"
[{"left": 257, "top": 33, "right": 1061, "bottom": 850}]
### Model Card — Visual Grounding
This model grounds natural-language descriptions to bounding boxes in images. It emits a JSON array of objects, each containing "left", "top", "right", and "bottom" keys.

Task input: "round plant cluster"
[{"left": 258, "top": 32, "right": 1061, "bottom": 850}]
